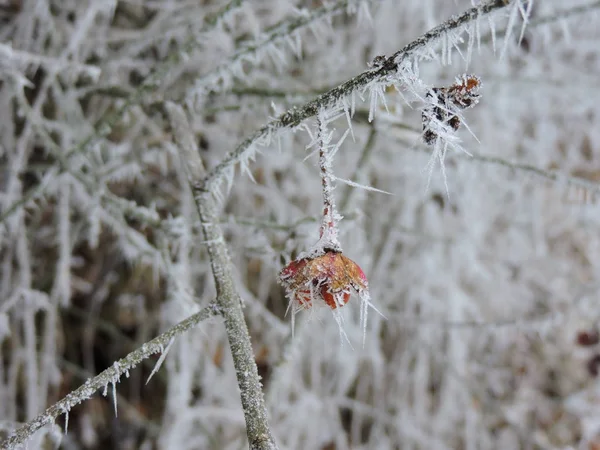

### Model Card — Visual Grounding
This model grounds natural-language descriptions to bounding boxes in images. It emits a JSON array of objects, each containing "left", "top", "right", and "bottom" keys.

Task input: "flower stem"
[{"left": 316, "top": 114, "right": 341, "bottom": 252}]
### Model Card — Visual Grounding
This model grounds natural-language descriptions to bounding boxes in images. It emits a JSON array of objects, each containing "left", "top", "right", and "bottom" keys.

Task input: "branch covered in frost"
[
  {"left": 479, "top": 0, "right": 600, "bottom": 47},
  {"left": 70, "top": 0, "right": 353, "bottom": 160},
  {"left": 165, "top": 102, "right": 278, "bottom": 450},
  {"left": 0, "top": 43, "right": 101, "bottom": 80},
  {"left": 463, "top": 153, "right": 600, "bottom": 198},
  {"left": 0, "top": 0, "right": 247, "bottom": 231},
  {"left": 1, "top": 305, "right": 220, "bottom": 450},
  {"left": 0, "top": 0, "right": 356, "bottom": 229},
  {"left": 386, "top": 125, "right": 600, "bottom": 201},
  {"left": 63, "top": 0, "right": 246, "bottom": 160},
  {"left": 200, "top": 0, "right": 512, "bottom": 192},
  {"left": 0, "top": 93, "right": 162, "bottom": 231},
  {"left": 189, "top": 0, "right": 362, "bottom": 99}
]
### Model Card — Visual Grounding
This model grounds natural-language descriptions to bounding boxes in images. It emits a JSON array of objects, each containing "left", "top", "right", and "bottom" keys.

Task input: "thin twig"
[
  {"left": 229, "top": 86, "right": 324, "bottom": 98},
  {"left": 165, "top": 102, "right": 278, "bottom": 450},
  {"left": 464, "top": 153, "right": 600, "bottom": 198},
  {"left": 58, "top": 358, "right": 161, "bottom": 437},
  {"left": 1, "top": 304, "right": 220, "bottom": 449},
  {"left": 386, "top": 124, "right": 600, "bottom": 200}
]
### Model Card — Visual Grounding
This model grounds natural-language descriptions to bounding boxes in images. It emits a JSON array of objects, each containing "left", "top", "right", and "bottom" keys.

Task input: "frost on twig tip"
[{"left": 332, "top": 176, "right": 394, "bottom": 196}]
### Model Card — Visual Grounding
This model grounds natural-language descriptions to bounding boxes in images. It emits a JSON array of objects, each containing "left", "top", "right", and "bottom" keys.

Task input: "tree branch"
[
  {"left": 200, "top": 0, "right": 512, "bottom": 192},
  {"left": 165, "top": 102, "right": 278, "bottom": 450},
  {"left": 1, "top": 304, "right": 220, "bottom": 450}
]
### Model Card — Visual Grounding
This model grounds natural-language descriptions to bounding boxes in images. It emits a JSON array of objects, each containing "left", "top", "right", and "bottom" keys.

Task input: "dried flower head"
[
  {"left": 422, "top": 74, "right": 481, "bottom": 145},
  {"left": 279, "top": 249, "right": 376, "bottom": 345},
  {"left": 280, "top": 250, "right": 367, "bottom": 309}
]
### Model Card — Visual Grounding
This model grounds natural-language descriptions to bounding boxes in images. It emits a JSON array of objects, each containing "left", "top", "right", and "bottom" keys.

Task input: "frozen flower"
[
  {"left": 280, "top": 250, "right": 367, "bottom": 309},
  {"left": 279, "top": 249, "right": 377, "bottom": 345}
]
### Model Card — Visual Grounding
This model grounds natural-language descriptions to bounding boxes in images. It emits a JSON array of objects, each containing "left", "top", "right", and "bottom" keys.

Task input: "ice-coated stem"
[
  {"left": 1, "top": 305, "right": 219, "bottom": 449},
  {"left": 317, "top": 114, "right": 338, "bottom": 244}
]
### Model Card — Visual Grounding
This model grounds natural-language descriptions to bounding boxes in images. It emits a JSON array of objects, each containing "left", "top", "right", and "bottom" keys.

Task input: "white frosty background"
[{"left": 1, "top": 0, "right": 600, "bottom": 449}]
